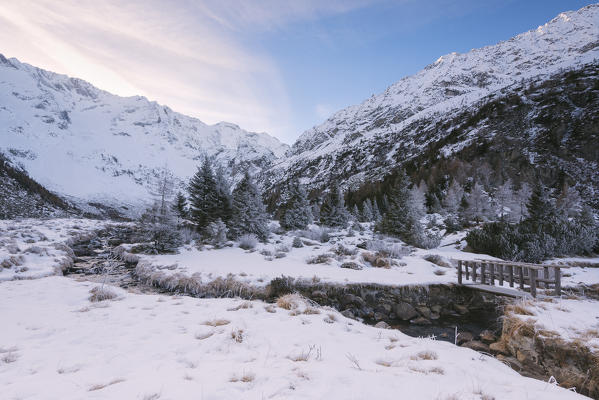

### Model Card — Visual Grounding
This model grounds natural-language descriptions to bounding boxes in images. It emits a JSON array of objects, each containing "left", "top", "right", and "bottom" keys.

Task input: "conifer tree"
[
  {"left": 352, "top": 204, "right": 360, "bottom": 220},
  {"left": 319, "top": 182, "right": 349, "bottom": 227},
  {"left": 280, "top": 178, "right": 313, "bottom": 230},
  {"left": 379, "top": 170, "right": 414, "bottom": 237},
  {"left": 187, "top": 159, "right": 219, "bottom": 230},
  {"left": 172, "top": 191, "right": 188, "bottom": 222},
  {"left": 443, "top": 180, "right": 463, "bottom": 215},
  {"left": 361, "top": 198, "right": 374, "bottom": 222},
  {"left": 372, "top": 199, "right": 382, "bottom": 222},
  {"left": 214, "top": 165, "right": 233, "bottom": 223},
  {"left": 230, "top": 172, "right": 270, "bottom": 241}
]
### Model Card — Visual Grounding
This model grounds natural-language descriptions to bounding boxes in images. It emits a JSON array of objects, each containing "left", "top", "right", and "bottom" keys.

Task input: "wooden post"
[
  {"left": 498, "top": 264, "right": 504, "bottom": 286},
  {"left": 465, "top": 261, "right": 470, "bottom": 281},
  {"left": 481, "top": 263, "right": 486, "bottom": 285},
  {"left": 489, "top": 263, "right": 495, "bottom": 286},
  {"left": 508, "top": 265, "right": 514, "bottom": 287},
  {"left": 554, "top": 267, "right": 561, "bottom": 296},
  {"left": 472, "top": 262, "right": 477, "bottom": 282},
  {"left": 543, "top": 266, "right": 549, "bottom": 289},
  {"left": 530, "top": 268, "right": 537, "bottom": 298},
  {"left": 518, "top": 266, "right": 524, "bottom": 290},
  {"left": 458, "top": 260, "right": 463, "bottom": 285}
]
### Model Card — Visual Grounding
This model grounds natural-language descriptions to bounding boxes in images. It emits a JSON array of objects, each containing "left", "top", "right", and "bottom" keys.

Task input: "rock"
[
  {"left": 410, "top": 317, "right": 432, "bottom": 325},
  {"left": 461, "top": 340, "right": 490, "bottom": 352},
  {"left": 431, "top": 305, "right": 442, "bottom": 314},
  {"left": 454, "top": 304, "right": 469, "bottom": 315},
  {"left": 456, "top": 332, "right": 474, "bottom": 345},
  {"left": 394, "top": 302, "right": 418, "bottom": 321},
  {"left": 341, "top": 309, "right": 355, "bottom": 319},
  {"left": 340, "top": 262, "right": 363, "bottom": 270},
  {"left": 479, "top": 330, "right": 497, "bottom": 344},
  {"left": 374, "top": 321, "right": 391, "bottom": 329},
  {"left": 429, "top": 312, "right": 440, "bottom": 320},
  {"left": 311, "top": 290, "right": 327, "bottom": 299},
  {"left": 489, "top": 341, "right": 509, "bottom": 356},
  {"left": 416, "top": 306, "right": 432, "bottom": 319},
  {"left": 373, "top": 312, "right": 387, "bottom": 321}
]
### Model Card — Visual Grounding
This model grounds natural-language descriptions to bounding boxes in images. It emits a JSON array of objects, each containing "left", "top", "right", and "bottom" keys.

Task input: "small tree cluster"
[
  {"left": 279, "top": 178, "right": 313, "bottom": 230},
  {"left": 319, "top": 182, "right": 350, "bottom": 227}
]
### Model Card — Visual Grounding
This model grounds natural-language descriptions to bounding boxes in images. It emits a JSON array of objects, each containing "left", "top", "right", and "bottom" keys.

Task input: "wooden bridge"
[{"left": 456, "top": 259, "right": 570, "bottom": 298}]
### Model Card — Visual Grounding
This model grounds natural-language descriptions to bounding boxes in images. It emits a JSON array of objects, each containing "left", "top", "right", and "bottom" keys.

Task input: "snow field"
[{"left": 0, "top": 276, "right": 587, "bottom": 400}]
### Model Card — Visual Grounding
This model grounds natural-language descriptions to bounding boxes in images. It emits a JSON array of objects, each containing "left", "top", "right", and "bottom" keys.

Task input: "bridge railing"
[{"left": 456, "top": 259, "right": 570, "bottom": 298}]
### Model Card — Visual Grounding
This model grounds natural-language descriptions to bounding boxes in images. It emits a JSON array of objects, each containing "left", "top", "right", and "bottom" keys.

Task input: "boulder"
[
  {"left": 461, "top": 340, "right": 490, "bottom": 352},
  {"left": 394, "top": 302, "right": 418, "bottom": 321},
  {"left": 340, "top": 262, "right": 363, "bottom": 270},
  {"left": 374, "top": 321, "right": 391, "bottom": 329},
  {"left": 489, "top": 341, "right": 509, "bottom": 356},
  {"left": 456, "top": 332, "right": 474, "bottom": 345},
  {"left": 479, "top": 330, "right": 498, "bottom": 344},
  {"left": 454, "top": 304, "right": 469, "bottom": 315}
]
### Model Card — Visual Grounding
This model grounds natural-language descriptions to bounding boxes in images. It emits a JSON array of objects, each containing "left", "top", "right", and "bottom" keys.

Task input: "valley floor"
[
  {"left": 1, "top": 218, "right": 598, "bottom": 399},
  {"left": 0, "top": 276, "right": 588, "bottom": 400}
]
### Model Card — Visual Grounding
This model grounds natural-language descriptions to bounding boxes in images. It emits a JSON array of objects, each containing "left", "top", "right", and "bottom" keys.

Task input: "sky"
[{"left": 0, "top": 0, "right": 592, "bottom": 144}]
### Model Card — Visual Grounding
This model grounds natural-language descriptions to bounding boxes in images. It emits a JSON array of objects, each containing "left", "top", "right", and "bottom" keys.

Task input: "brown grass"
[
  {"left": 202, "top": 319, "right": 230, "bottom": 326},
  {"left": 89, "top": 286, "right": 118, "bottom": 302},
  {"left": 504, "top": 301, "right": 535, "bottom": 316},
  {"left": 195, "top": 332, "right": 214, "bottom": 340},
  {"left": 227, "top": 302, "right": 253, "bottom": 311},
  {"left": 230, "top": 372, "right": 255, "bottom": 383},
  {"left": 410, "top": 350, "right": 438, "bottom": 361},
  {"left": 231, "top": 329, "right": 244, "bottom": 343}
]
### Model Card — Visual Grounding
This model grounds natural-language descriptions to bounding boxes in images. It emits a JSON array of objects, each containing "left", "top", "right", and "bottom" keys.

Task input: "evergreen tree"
[
  {"left": 351, "top": 204, "right": 360, "bottom": 220},
  {"left": 443, "top": 180, "right": 463, "bottom": 215},
  {"left": 214, "top": 165, "right": 233, "bottom": 223},
  {"left": 372, "top": 199, "right": 382, "bottom": 222},
  {"left": 410, "top": 184, "right": 427, "bottom": 217},
  {"left": 319, "top": 182, "right": 349, "bottom": 227},
  {"left": 526, "top": 184, "right": 556, "bottom": 225},
  {"left": 187, "top": 159, "right": 219, "bottom": 230},
  {"left": 379, "top": 170, "right": 414, "bottom": 237},
  {"left": 171, "top": 191, "right": 188, "bottom": 222},
  {"left": 557, "top": 183, "right": 582, "bottom": 218},
  {"left": 361, "top": 198, "right": 374, "bottom": 222},
  {"left": 230, "top": 172, "right": 270, "bottom": 241},
  {"left": 280, "top": 178, "right": 313, "bottom": 230}
]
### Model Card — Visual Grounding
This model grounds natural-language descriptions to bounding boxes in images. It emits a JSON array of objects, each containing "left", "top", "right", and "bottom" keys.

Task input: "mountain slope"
[
  {"left": 0, "top": 55, "right": 289, "bottom": 215},
  {"left": 264, "top": 4, "right": 599, "bottom": 199}
]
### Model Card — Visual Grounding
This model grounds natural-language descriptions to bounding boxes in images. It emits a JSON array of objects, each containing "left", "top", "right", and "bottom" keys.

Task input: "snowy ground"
[
  {"left": 509, "top": 297, "right": 599, "bottom": 353},
  {"left": 0, "top": 218, "right": 107, "bottom": 281},
  {"left": 0, "top": 276, "right": 587, "bottom": 400}
]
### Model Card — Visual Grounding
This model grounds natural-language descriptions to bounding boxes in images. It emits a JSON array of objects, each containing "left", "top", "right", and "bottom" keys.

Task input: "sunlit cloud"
[{"left": 0, "top": 0, "right": 376, "bottom": 142}]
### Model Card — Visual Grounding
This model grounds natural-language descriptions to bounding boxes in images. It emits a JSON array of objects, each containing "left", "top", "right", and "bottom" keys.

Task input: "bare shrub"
[
  {"left": 238, "top": 234, "right": 258, "bottom": 250},
  {"left": 300, "top": 227, "right": 331, "bottom": 243},
  {"left": 306, "top": 253, "right": 334, "bottom": 264},
  {"left": 292, "top": 237, "right": 304, "bottom": 248},
  {"left": 366, "top": 240, "right": 410, "bottom": 258},
  {"left": 334, "top": 243, "right": 358, "bottom": 256},
  {"left": 89, "top": 286, "right": 118, "bottom": 302}
]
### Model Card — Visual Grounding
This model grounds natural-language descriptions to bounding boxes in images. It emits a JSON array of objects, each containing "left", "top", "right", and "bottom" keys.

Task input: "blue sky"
[{"left": 0, "top": 0, "right": 592, "bottom": 143}]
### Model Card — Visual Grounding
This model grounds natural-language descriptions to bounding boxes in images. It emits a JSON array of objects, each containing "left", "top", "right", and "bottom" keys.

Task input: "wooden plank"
[
  {"left": 518, "top": 266, "right": 524, "bottom": 290},
  {"left": 481, "top": 263, "right": 486, "bottom": 285},
  {"left": 465, "top": 261, "right": 470, "bottom": 281},
  {"left": 555, "top": 267, "right": 561, "bottom": 296},
  {"left": 457, "top": 260, "right": 463, "bottom": 285},
  {"left": 463, "top": 283, "right": 532, "bottom": 299},
  {"left": 529, "top": 268, "right": 537, "bottom": 298},
  {"left": 489, "top": 263, "right": 495, "bottom": 286},
  {"left": 508, "top": 265, "right": 514, "bottom": 287},
  {"left": 543, "top": 266, "right": 549, "bottom": 289},
  {"left": 498, "top": 264, "right": 504, "bottom": 286},
  {"left": 472, "top": 262, "right": 477, "bottom": 282}
]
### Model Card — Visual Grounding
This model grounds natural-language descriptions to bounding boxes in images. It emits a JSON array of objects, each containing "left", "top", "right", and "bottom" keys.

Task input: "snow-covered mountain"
[
  {"left": 0, "top": 55, "right": 289, "bottom": 215},
  {"left": 265, "top": 4, "right": 599, "bottom": 194}
]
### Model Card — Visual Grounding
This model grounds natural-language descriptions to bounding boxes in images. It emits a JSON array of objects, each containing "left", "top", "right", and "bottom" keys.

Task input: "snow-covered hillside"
[
  {"left": 0, "top": 55, "right": 289, "bottom": 214},
  {"left": 266, "top": 4, "right": 599, "bottom": 191}
]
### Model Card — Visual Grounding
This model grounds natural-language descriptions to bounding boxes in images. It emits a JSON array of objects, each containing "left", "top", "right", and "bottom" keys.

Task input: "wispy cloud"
[{"left": 0, "top": 0, "right": 375, "bottom": 141}]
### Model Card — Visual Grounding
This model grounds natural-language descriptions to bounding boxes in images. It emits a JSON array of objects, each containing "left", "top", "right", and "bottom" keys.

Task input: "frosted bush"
[
  {"left": 366, "top": 240, "right": 410, "bottom": 258},
  {"left": 300, "top": 226, "right": 331, "bottom": 243},
  {"left": 238, "top": 234, "right": 258, "bottom": 250}
]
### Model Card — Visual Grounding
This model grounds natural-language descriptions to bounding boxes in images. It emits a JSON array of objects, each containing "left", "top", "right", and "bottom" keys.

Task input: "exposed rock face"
[
  {"left": 493, "top": 314, "right": 599, "bottom": 398},
  {"left": 394, "top": 302, "right": 419, "bottom": 321}
]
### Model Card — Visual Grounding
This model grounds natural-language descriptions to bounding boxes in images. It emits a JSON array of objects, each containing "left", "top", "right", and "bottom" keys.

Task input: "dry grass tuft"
[
  {"left": 303, "top": 307, "right": 321, "bottom": 315},
  {"left": 410, "top": 350, "right": 438, "bottom": 361},
  {"left": 89, "top": 286, "right": 118, "bottom": 302},
  {"left": 231, "top": 328, "right": 244, "bottom": 343},
  {"left": 323, "top": 313, "right": 337, "bottom": 324},
  {"left": 230, "top": 372, "right": 255, "bottom": 383},
  {"left": 88, "top": 378, "right": 125, "bottom": 391},
  {"left": 505, "top": 301, "right": 535, "bottom": 316},
  {"left": 202, "top": 319, "right": 230, "bottom": 327},
  {"left": 375, "top": 359, "right": 393, "bottom": 367},
  {"left": 264, "top": 305, "right": 276, "bottom": 313},
  {"left": 227, "top": 302, "right": 253, "bottom": 311}
]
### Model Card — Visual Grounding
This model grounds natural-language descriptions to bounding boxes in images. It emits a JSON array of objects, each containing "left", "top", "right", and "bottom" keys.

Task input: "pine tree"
[
  {"left": 557, "top": 183, "right": 582, "bottom": 218},
  {"left": 372, "top": 199, "right": 382, "bottom": 222},
  {"left": 280, "top": 178, "right": 313, "bottom": 230},
  {"left": 172, "top": 191, "right": 188, "bottom": 222},
  {"left": 361, "top": 198, "right": 374, "bottom": 222},
  {"left": 319, "top": 182, "right": 349, "bottom": 227},
  {"left": 379, "top": 170, "right": 414, "bottom": 237},
  {"left": 187, "top": 159, "right": 219, "bottom": 230},
  {"left": 526, "top": 184, "right": 556, "bottom": 225},
  {"left": 230, "top": 172, "right": 270, "bottom": 241},
  {"left": 351, "top": 204, "right": 360, "bottom": 220},
  {"left": 214, "top": 165, "right": 233, "bottom": 223}
]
